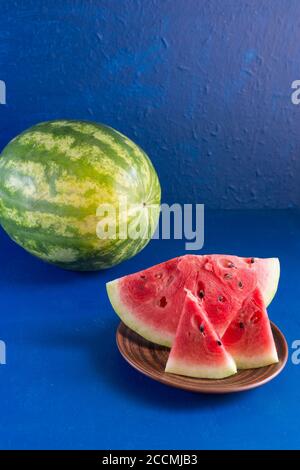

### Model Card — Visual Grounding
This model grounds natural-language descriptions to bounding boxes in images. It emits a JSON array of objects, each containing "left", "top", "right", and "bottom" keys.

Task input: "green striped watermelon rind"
[{"left": 0, "top": 120, "right": 161, "bottom": 271}]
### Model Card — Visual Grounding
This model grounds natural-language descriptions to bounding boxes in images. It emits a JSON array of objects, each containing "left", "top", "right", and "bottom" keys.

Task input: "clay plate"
[{"left": 116, "top": 322, "right": 288, "bottom": 393}]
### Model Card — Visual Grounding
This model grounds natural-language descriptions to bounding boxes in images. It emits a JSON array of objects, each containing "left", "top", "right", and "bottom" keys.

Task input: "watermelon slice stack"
[
  {"left": 107, "top": 254, "right": 280, "bottom": 379},
  {"left": 165, "top": 290, "right": 237, "bottom": 379}
]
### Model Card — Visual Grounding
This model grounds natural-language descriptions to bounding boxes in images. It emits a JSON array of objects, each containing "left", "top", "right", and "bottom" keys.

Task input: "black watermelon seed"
[
  {"left": 251, "top": 257, "right": 255, "bottom": 264},
  {"left": 200, "top": 324, "right": 205, "bottom": 333},
  {"left": 218, "top": 295, "right": 224, "bottom": 302},
  {"left": 239, "top": 322, "right": 244, "bottom": 329},
  {"left": 217, "top": 340, "right": 222, "bottom": 346},
  {"left": 238, "top": 281, "right": 243, "bottom": 288},
  {"left": 224, "top": 273, "right": 233, "bottom": 280},
  {"left": 228, "top": 262, "right": 235, "bottom": 268},
  {"left": 159, "top": 296, "right": 167, "bottom": 308},
  {"left": 198, "top": 290, "right": 205, "bottom": 299}
]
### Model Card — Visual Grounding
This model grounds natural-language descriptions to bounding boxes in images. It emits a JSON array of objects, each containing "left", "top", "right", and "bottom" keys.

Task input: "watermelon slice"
[
  {"left": 107, "top": 255, "right": 199, "bottom": 347},
  {"left": 107, "top": 254, "right": 280, "bottom": 347},
  {"left": 190, "top": 254, "right": 258, "bottom": 337},
  {"left": 222, "top": 289, "right": 278, "bottom": 368},
  {"left": 165, "top": 290, "right": 237, "bottom": 379}
]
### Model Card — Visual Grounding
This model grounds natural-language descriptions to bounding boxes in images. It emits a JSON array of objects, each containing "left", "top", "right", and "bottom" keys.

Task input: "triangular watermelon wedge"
[
  {"left": 107, "top": 255, "right": 200, "bottom": 347},
  {"left": 107, "top": 254, "right": 280, "bottom": 347},
  {"left": 222, "top": 289, "right": 278, "bottom": 368},
  {"left": 165, "top": 290, "right": 237, "bottom": 379}
]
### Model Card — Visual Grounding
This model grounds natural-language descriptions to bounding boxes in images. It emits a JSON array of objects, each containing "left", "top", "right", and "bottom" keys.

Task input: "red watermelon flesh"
[
  {"left": 165, "top": 290, "right": 237, "bottom": 379},
  {"left": 108, "top": 255, "right": 199, "bottom": 347},
  {"left": 190, "top": 255, "right": 258, "bottom": 336},
  {"left": 222, "top": 289, "right": 278, "bottom": 368},
  {"left": 107, "top": 254, "right": 280, "bottom": 347}
]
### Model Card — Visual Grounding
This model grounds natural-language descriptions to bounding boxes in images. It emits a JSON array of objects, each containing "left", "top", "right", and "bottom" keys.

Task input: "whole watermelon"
[{"left": 0, "top": 120, "right": 161, "bottom": 271}]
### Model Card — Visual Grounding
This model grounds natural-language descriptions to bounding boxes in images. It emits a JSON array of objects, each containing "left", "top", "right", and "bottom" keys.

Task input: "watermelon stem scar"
[{"left": 107, "top": 254, "right": 280, "bottom": 379}]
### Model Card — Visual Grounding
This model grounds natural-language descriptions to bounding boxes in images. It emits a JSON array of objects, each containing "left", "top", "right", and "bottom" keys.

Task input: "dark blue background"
[
  {"left": 0, "top": 0, "right": 300, "bottom": 208},
  {"left": 0, "top": 210, "right": 299, "bottom": 449},
  {"left": 0, "top": 0, "right": 300, "bottom": 450}
]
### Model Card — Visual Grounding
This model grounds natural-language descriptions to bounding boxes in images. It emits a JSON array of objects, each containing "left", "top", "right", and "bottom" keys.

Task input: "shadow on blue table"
[
  {"left": 0, "top": 230, "right": 103, "bottom": 287},
  {"left": 39, "top": 315, "right": 249, "bottom": 410},
  {"left": 95, "top": 320, "right": 249, "bottom": 408}
]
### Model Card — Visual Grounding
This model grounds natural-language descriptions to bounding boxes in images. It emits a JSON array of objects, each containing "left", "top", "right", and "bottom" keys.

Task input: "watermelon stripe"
[
  {"left": 49, "top": 121, "right": 153, "bottom": 182},
  {"left": 0, "top": 144, "right": 131, "bottom": 193},
  {"left": 0, "top": 188, "right": 100, "bottom": 218},
  {"left": 43, "top": 125, "right": 140, "bottom": 176},
  {"left": 1, "top": 215, "right": 146, "bottom": 262},
  {"left": 0, "top": 125, "right": 159, "bottom": 212},
  {"left": 48, "top": 121, "right": 157, "bottom": 197},
  {"left": 0, "top": 203, "right": 149, "bottom": 241},
  {"left": 2, "top": 139, "right": 161, "bottom": 221},
  {"left": 19, "top": 121, "right": 153, "bottom": 186}
]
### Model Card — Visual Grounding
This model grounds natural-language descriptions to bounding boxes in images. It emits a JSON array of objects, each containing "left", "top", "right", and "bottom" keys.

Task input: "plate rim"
[{"left": 116, "top": 321, "right": 288, "bottom": 394}]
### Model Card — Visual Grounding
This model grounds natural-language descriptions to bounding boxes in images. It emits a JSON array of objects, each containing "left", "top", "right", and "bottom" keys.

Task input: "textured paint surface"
[{"left": 0, "top": 0, "right": 299, "bottom": 208}]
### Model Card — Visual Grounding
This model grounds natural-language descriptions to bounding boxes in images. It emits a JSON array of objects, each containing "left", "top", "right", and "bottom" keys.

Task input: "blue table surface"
[{"left": 0, "top": 209, "right": 299, "bottom": 450}]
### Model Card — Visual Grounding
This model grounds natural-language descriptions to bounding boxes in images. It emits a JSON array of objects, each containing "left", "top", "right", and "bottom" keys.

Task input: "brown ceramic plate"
[{"left": 116, "top": 321, "right": 288, "bottom": 393}]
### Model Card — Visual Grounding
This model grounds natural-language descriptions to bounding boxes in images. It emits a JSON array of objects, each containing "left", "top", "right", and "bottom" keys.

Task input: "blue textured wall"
[{"left": 0, "top": 0, "right": 299, "bottom": 208}]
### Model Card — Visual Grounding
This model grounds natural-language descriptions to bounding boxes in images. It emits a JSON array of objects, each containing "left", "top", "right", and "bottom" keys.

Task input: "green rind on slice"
[
  {"left": 233, "top": 347, "right": 279, "bottom": 369},
  {"left": 165, "top": 357, "right": 237, "bottom": 379},
  {"left": 261, "top": 258, "right": 280, "bottom": 307},
  {"left": 106, "top": 279, "right": 173, "bottom": 348}
]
